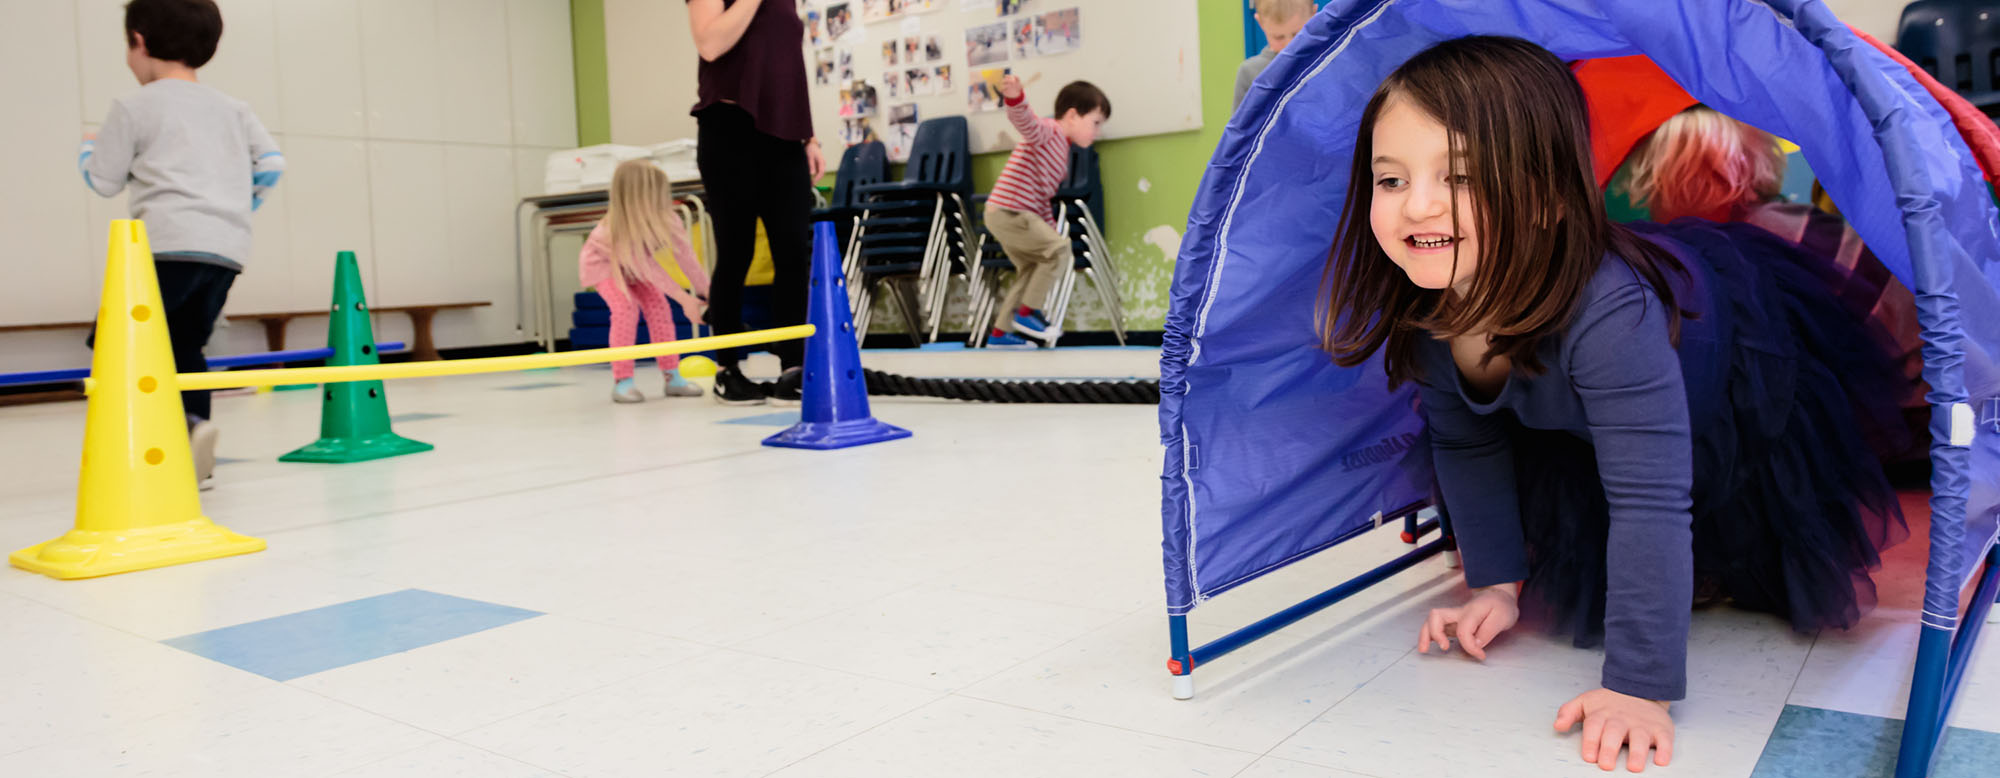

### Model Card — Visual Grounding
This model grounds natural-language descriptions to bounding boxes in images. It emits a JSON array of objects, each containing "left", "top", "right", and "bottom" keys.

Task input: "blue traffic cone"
[{"left": 763, "top": 222, "right": 911, "bottom": 450}]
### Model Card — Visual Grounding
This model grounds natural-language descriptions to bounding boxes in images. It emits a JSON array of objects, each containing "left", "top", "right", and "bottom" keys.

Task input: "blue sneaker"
[
  {"left": 1013, "top": 307, "right": 1059, "bottom": 344},
  {"left": 986, "top": 330, "right": 1037, "bottom": 350}
]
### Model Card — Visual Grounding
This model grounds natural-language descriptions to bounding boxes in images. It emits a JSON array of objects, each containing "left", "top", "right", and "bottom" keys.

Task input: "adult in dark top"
[
  {"left": 1320, "top": 37, "right": 1904, "bottom": 772},
  {"left": 687, "top": 0, "right": 822, "bottom": 405}
]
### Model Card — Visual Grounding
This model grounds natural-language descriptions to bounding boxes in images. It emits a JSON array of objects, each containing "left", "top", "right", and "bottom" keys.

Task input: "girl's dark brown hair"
[{"left": 1319, "top": 35, "right": 1689, "bottom": 387}]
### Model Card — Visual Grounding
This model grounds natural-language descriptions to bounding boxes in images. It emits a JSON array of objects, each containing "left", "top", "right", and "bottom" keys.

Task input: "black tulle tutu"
[{"left": 1510, "top": 221, "right": 1909, "bottom": 646}]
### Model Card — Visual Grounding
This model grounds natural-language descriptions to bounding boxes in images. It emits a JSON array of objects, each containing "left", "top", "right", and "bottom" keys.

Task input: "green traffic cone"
[{"left": 279, "top": 252, "right": 434, "bottom": 464}]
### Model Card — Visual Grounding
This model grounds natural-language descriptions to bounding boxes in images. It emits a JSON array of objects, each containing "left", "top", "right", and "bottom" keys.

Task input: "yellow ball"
[{"left": 678, "top": 355, "right": 718, "bottom": 379}]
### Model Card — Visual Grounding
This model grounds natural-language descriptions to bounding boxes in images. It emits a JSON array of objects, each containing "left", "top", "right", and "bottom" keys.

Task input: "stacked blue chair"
[
  {"left": 847, "top": 117, "right": 979, "bottom": 345},
  {"left": 1048, "top": 144, "right": 1126, "bottom": 345},
  {"left": 813, "top": 141, "right": 890, "bottom": 258},
  {"left": 1895, "top": 0, "right": 2000, "bottom": 110}
]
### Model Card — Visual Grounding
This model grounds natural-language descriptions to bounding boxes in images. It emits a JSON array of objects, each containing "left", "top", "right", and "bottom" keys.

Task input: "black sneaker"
[
  {"left": 766, "top": 367, "right": 803, "bottom": 406},
  {"left": 712, "top": 365, "right": 767, "bottom": 406}
]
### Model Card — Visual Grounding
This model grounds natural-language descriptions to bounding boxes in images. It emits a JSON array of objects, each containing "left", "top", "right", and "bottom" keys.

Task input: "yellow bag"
[{"left": 654, "top": 219, "right": 776, "bottom": 290}]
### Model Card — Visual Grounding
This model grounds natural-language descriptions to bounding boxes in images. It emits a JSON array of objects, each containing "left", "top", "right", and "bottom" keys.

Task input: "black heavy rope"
[{"left": 862, "top": 369, "right": 1160, "bottom": 404}]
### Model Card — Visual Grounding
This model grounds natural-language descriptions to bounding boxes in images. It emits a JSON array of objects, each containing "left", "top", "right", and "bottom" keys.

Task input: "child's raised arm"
[{"left": 1000, "top": 75, "right": 1050, "bottom": 148}]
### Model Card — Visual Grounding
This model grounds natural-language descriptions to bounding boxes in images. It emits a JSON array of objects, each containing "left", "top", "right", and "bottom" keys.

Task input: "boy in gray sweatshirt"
[{"left": 80, "top": 0, "right": 284, "bottom": 489}]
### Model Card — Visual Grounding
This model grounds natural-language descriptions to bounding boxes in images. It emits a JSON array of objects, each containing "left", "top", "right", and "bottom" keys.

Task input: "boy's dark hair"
[
  {"left": 1054, "top": 81, "right": 1112, "bottom": 120},
  {"left": 1319, "top": 35, "right": 1690, "bottom": 387},
  {"left": 125, "top": 0, "right": 223, "bottom": 69}
]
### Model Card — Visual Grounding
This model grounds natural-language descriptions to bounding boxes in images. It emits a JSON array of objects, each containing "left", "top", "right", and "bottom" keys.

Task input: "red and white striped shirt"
[{"left": 987, "top": 94, "right": 1069, "bottom": 226}]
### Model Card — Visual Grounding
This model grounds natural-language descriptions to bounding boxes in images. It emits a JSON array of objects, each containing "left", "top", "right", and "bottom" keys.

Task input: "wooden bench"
[
  {"left": 229, "top": 302, "right": 490, "bottom": 361},
  {"left": 0, "top": 301, "right": 489, "bottom": 362}
]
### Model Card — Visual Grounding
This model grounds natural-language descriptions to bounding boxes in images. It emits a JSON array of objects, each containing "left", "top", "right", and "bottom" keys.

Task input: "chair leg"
[
  {"left": 1043, "top": 261, "right": 1079, "bottom": 345},
  {"left": 888, "top": 276, "right": 926, "bottom": 348},
  {"left": 1084, "top": 267, "right": 1126, "bottom": 346},
  {"left": 854, "top": 279, "right": 876, "bottom": 345},
  {"left": 968, "top": 266, "right": 1000, "bottom": 347},
  {"left": 928, "top": 266, "right": 954, "bottom": 344},
  {"left": 915, "top": 199, "right": 946, "bottom": 293},
  {"left": 843, "top": 215, "right": 864, "bottom": 278}
]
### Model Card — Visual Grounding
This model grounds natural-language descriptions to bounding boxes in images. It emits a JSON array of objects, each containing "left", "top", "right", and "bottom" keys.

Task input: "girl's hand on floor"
[
  {"left": 1417, "top": 584, "right": 1519, "bottom": 660},
  {"left": 1555, "top": 689, "right": 1674, "bottom": 772}
]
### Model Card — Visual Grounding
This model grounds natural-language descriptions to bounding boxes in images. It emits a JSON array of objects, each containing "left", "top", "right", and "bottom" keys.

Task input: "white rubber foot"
[
  {"left": 1171, "top": 675, "right": 1195, "bottom": 700},
  {"left": 1445, "top": 549, "right": 1462, "bottom": 569}
]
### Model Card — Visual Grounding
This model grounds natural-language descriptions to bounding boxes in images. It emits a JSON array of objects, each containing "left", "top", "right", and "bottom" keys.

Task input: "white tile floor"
[{"left": 0, "top": 348, "right": 1992, "bottom": 777}]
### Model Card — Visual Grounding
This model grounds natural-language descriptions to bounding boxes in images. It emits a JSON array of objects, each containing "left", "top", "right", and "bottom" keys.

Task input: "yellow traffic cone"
[{"left": 10, "top": 221, "right": 264, "bottom": 579}]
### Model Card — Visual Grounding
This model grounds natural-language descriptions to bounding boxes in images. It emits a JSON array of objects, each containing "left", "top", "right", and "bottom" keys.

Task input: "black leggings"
[{"left": 695, "top": 104, "right": 811, "bottom": 369}]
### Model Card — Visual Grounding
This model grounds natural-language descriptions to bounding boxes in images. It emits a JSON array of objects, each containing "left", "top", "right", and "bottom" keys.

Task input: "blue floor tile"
[
  {"left": 721, "top": 411, "right": 802, "bottom": 427},
  {"left": 161, "top": 590, "right": 540, "bottom": 681},
  {"left": 1753, "top": 705, "right": 2000, "bottom": 778}
]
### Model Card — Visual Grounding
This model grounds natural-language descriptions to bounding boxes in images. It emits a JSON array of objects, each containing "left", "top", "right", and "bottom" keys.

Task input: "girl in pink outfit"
[{"left": 581, "top": 159, "right": 712, "bottom": 402}]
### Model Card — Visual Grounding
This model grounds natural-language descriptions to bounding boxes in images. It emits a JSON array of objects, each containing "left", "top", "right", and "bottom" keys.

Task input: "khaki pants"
[{"left": 983, "top": 204, "right": 1071, "bottom": 331}]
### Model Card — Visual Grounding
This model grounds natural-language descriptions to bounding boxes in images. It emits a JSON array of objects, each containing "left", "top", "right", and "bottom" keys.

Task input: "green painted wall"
[
  {"left": 572, "top": 0, "right": 611, "bottom": 146},
  {"left": 575, "top": 0, "right": 1241, "bottom": 331}
]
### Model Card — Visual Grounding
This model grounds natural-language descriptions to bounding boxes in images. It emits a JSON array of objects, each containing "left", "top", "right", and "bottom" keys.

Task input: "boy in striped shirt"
[{"left": 984, "top": 76, "right": 1110, "bottom": 347}]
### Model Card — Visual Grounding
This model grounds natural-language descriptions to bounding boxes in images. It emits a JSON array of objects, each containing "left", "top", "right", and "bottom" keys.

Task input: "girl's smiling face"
[{"left": 1368, "top": 94, "right": 1481, "bottom": 295}]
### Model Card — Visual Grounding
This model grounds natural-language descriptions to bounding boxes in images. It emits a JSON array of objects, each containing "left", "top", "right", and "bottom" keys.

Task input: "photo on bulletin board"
[
  {"left": 883, "top": 69, "right": 904, "bottom": 98},
  {"left": 967, "top": 66, "right": 1007, "bottom": 111},
  {"left": 905, "top": 66, "right": 932, "bottom": 96},
  {"left": 967, "top": 81, "right": 1000, "bottom": 112},
  {"left": 804, "top": 9, "right": 824, "bottom": 46},
  {"left": 855, "top": 81, "right": 879, "bottom": 115},
  {"left": 843, "top": 116, "right": 877, "bottom": 146},
  {"left": 924, "top": 35, "right": 945, "bottom": 61},
  {"left": 814, "top": 47, "right": 836, "bottom": 85},
  {"left": 998, "top": 0, "right": 1032, "bottom": 17},
  {"left": 888, "top": 103, "right": 921, "bottom": 160},
  {"left": 863, "top": 0, "right": 889, "bottom": 21},
  {"left": 838, "top": 47, "right": 855, "bottom": 81},
  {"left": 966, "top": 21, "right": 1008, "bottom": 66},
  {"left": 933, "top": 65, "right": 953, "bottom": 92},
  {"left": 1010, "top": 17, "right": 1034, "bottom": 59},
  {"left": 825, "top": 3, "right": 853, "bottom": 40},
  {"left": 904, "top": 37, "right": 922, "bottom": 63},
  {"left": 881, "top": 40, "right": 899, "bottom": 67},
  {"left": 1036, "top": 8, "right": 1079, "bottom": 56},
  {"left": 838, "top": 81, "right": 879, "bottom": 117}
]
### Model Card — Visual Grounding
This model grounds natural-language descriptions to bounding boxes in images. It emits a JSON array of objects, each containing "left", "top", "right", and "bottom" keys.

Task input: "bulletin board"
[{"left": 797, "top": 0, "right": 1202, "bottom": 165}]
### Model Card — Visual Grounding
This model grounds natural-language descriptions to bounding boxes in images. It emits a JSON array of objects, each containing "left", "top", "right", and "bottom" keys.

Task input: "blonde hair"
[
  {"left": 1255, "top": 0, "right": 1315, "bottom": 22},
  {"left": 601, "top": 159, "right": 683, "bottom": 300},
  {"left": 1622, "top": 105, "right": 1785, "bottom": 222}
]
